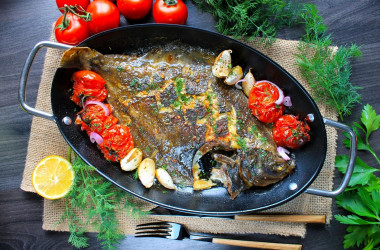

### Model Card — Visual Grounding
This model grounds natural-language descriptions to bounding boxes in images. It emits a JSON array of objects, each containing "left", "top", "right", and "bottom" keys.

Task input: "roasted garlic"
[
  {"left": 138, "top": 158, "right": 156, "bottom": 188},
  {"left": 242, "top": 68, "right": 256, "bottom": 96},
  {"left": 120, "top": 148, "right": 143, "bottom": 171},
  {"left": 156, "top": 168, "right": 177, "bottom": 190},
  {"left": 212, "top": 50, "right": 232, "bottom": 78}
]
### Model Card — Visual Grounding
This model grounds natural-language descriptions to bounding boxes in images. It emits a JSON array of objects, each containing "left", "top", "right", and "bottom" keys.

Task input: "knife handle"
[
  {"left": 212, "top": 238, "right": 302, "bottom": 249},
  {"left": 234, "top": 214, "right": 326, "bottom": 224}
]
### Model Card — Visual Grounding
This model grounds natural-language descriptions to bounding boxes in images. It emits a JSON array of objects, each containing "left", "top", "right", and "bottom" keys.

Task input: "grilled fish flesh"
[{"left": 60, "top": 43, "right": 295, "bottom": 199}]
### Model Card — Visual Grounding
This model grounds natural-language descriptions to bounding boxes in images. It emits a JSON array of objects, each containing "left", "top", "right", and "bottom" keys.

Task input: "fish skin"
[{"left": 60, "top": 44, "right": 295, "bottom": 198}]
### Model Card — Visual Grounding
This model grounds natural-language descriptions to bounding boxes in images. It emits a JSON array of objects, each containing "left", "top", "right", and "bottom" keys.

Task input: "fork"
[{"left": 135, "top": 222, "right": 302, "bottom": 249}]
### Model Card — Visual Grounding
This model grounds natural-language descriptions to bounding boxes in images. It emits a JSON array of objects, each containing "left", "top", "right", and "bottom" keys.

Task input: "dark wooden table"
[{"left": 1, "top": 0, "right": 379, "bottom": 249}]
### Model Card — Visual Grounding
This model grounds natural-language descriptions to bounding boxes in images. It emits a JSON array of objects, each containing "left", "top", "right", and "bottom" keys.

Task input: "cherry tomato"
[
  {"left": 55, "top": 13, "right": 90, "bottom": 45},
  {"left": 272, "top": 115, "right": 311, "bottom": 149},
  {"left": 117, "top": 0, "right": 153, "bottom": 20},
  {"left": 86, "top": 0, "right": 120, "bottom": 34},
  {"left": 75, "top": 104, "right": 118, "bottom": 135},
  {"left": 248, "top": 81, "right": 284, "bottom": 123},
  {"left": 99, "top": 124, "right": 135, "bottom": 161},
  {"left": 71, "top": 70, "right": 108, "bottom": 106},
  {"left": 153, "top": 0, "right": 188, "bottom": 25},
  {"left": 56, "top": 0, "right": 90, "bottom": 13}
]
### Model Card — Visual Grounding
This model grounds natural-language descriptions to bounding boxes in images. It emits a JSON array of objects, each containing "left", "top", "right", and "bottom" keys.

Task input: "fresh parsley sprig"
[
  {"left": 343, "top": 104, "right": 380, "bottom": 164},
  {"left": 335, "top": 104, "right": 380, "bottom": 249},
  {"left": 59, "top": 150, "right": 149, "bottom": 249}
]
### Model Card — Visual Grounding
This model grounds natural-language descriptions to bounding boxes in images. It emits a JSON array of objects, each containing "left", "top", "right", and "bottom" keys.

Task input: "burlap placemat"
[{"left": 20, "top": 29, "right": 338, "bottom": 238}]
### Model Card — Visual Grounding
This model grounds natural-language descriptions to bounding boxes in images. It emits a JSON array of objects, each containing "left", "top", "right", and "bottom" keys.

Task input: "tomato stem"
[
  {"left": 57, "top": 4, "right": 91, "bottom": 31},
  {"left": 163, "top": 0, "right": 178, "bottom": 6}
]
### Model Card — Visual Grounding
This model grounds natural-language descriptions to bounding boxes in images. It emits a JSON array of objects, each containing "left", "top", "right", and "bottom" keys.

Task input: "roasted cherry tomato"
[
  {"left": 54, "top": 12, "right": 90, "bottom": 45},
  {"left": 117, "top": 0, "right": 153, "bottom": 20},
  {"left": 99, "top": 124, "right": 135, "bottom": 161},
  {"left": 56, "top": 0, "right": 90, "bottom": 13},
  {"left": 75, "top": 104, "right": 118, "bottom": 135},
  {"left": 248, "top": 81, "right": 284, "bottom": 123},
  {"left": 86, "top": 0, "right": 120, "bottom": 34},
  {"left": 272, "top": 114, "right": 311, "bottom": 149},
  {"left": 152, "top": 0, "right": 188, "bottom": 25},
  {"left": 71, "top": 70, "right": 108, "bottom": 106}
]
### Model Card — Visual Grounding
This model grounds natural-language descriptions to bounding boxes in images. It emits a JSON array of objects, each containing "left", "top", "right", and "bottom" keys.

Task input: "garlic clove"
[
  {"left": 120, "top": 148, "right": 143, "bottom": 171},
  {"left": 138, "top": 158, "right": 156, "bottom": 188},
  {"left": 242, "top": 68, "right": 256, "bottom": 96},
  {"left": 156, "top": 168, "right": 177, "bottom": 190},
  {"left": 193, "top": 179, "right": 215, "bottom": 190},
  {"left": 212, "top": 50, "right": 232, "bottom": 78},
  {"left": 224, "top": 65, "right": 243, "bottom": 85}
]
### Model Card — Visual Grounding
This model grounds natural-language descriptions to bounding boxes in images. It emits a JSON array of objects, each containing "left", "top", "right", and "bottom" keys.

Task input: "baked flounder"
[{"left": 60, "top": 43, "right": 295, "bottom": 199}]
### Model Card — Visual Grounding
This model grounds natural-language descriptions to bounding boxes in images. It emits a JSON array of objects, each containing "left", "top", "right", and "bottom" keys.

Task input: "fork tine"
[
  {"left": 136, "top": 222, "right": 171, "bottom": 227},
  {"left": 136, "top": 226, "right": 170, "bottom": 231},
  {"left": 134, "top": 234, "right": 168, "bottom": 238},
  {"left": 135, "top": 230, "right": 170, "bottom": 235},
  {"left": 135, "top": 222, "right": 173, "bottom": 238}
]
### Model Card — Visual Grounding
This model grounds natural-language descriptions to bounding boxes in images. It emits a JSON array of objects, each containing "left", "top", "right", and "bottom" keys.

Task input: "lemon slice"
[{"left": 32, "top": 155, "right": 75, "bottom": 200}]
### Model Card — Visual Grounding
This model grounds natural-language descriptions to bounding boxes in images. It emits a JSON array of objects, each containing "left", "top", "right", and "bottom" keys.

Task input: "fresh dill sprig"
[
  {"left": 193, "top": 0, "right": 303, "bottom": 45},
  {"left": 295, "top": 4, "right": 362, "bottom": 120},
  {"left": 59, "top": 149, "right": 149, "bottom": 249}
]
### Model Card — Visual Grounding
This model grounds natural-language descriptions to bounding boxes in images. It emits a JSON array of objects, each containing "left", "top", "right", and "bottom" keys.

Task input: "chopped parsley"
[
  {"left": 236, "top": 137, "right": 248, "bottom": 151},
  {"left": 130, "top": 79, "right": 138, "bottom": 87},
  {"left": 133, "top": 169, "right": 138, "bottom": 179}
]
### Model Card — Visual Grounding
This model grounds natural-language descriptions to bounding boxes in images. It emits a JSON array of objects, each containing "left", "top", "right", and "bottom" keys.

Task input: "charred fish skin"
[{"left": 60, "top": 44, "right": 295, "bottom": 198}]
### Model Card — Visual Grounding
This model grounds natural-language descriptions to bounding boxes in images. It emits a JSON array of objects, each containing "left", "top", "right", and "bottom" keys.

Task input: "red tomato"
[
  {"left": 55, "top": 13, "right": 90, "bottom": 45},
  {"left": 99, "top": 124, "right": 135, "bottom": 161},
  {"left": 248, "top": 81, "right": 284, "bottom": 123},
  {"left": 56, "top": 0, "right": 90, "bottom": 13},
  {"left": 86, "top": 0, "right": 120, "bottom": 34},
  {"left": 153, "top": 0, "right": 188, "bottom": 25},
  {"left": 71, "top": 70, "right": 108, "bottom": 106},
  {"left": 75, "top": 104, "right": 118, "bottom": 135},
  {"left": 117, "top": 0, "right": 153, "bottom": 20},
  {"left": 272, "top": 115, "right": 311, "bottom": 149}
]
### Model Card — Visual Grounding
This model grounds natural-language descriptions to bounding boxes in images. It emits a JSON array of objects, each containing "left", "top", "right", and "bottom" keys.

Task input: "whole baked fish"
[{"left": 60, "top": 43, "right": 295, "bottom": 199}]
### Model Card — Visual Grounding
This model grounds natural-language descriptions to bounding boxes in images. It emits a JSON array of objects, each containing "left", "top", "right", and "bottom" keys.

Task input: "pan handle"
[
  {"left": 305, "top": 118, "right": 357, "bottom": 197},
  {"left": 19, "top": 41, "right": 73, "bottom": 121}
]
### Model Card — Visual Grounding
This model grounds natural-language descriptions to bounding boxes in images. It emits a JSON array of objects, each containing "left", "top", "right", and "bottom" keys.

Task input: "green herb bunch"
[
  {"left": 334, "top": 104, "right": 380, "bottom": 249},
  {"left": 59, "top": 150, "right": 149, "bottom": 249},
  {"left": 193, "top": 1, "right": 362, "bottom": 120},
  {"left": 295, "top": 4, "right": 362, "bottom": 120},
  {"left": 193, "top": 0, "right": 303, "bottom": 44}
]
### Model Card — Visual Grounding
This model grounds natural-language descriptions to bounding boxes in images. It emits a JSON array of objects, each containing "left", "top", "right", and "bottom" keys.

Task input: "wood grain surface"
[{"left": 1, "top": 0, "right": 379, "bottom": 249}]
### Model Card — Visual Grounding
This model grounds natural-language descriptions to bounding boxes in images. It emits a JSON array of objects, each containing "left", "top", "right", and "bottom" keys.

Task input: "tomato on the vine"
[
  {"left": 117, "top": 0, "right": 153, "bottom": 20},
  {"left": 56, "top": 0, "right": 90, "bottom": 13},
  {"left": 272, "top": 114, "right": 311, "bottom": 149},
  {"left": 55, "top": 12, "right": 90, "bottom": 45},
  {"left": 248, "top": 81, "right": 284, "bottom": 123},
  {"left": 86, "top": 0, "right": 120, "bottom": 34},
  {"left": 153, "top": 0, "right": 188, "bottom": 25}
]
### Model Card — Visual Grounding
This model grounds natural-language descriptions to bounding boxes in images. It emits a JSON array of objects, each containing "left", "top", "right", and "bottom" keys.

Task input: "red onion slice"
[
  {"left": 90, "top": 132, "right": 104, "bottom": 145},
  {"left": 84, "top": 100, "right": 110, "bottom": 116},
  {"left": 277, "top": 146, "right": 290, "bottom": 161},
  {"left": 255, "top": 80, "right": 284, "bottom": 105},
  {"left": 235, "top": 79, "right": 245, "bottom": 89},
  {"left": 283, "top": 96, "right": 292, "bottom": 107}
]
